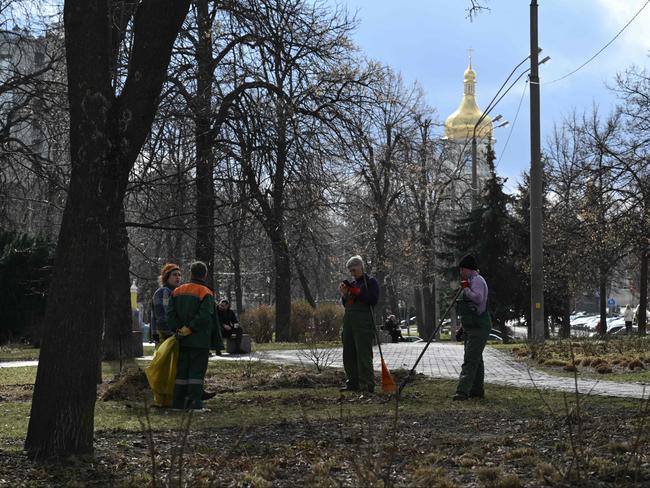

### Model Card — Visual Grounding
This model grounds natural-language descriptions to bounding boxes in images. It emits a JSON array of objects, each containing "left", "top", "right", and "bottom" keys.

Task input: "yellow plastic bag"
[{"left": 145, "top": 335, "right": 179, "bottom": 407}]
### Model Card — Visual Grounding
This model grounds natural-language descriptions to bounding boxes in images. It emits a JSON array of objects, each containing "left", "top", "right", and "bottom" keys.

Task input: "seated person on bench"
[
  {"left": 217, "top": 299, "right": 244, "bottom": 353},
  {"left": 381, "top": 314, "right": 404, "bottom": 343}
]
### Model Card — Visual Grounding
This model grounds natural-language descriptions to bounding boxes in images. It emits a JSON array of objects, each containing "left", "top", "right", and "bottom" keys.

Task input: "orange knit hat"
[{"left": 159, "top": 263, "right": 180, "bottom": 286}]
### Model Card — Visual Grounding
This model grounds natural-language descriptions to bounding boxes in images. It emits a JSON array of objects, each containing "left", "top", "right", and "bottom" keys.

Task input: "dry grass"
[{"left": 510, "top": 337, "right": 650, "bottom": 380}]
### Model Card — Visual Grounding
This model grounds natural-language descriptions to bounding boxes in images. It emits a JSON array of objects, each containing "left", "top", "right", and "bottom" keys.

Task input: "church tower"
[{"left": 443, "top": 55, "right": 494, "bottom": 198}]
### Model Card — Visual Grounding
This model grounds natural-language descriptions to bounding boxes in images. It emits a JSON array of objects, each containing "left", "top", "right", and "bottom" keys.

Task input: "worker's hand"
[
  {"left": 177, "top": 326, "right": 192, "bottom": 337},
  {"left": 461, "top": 280, "right": 470, "bottom": 289},
  {"left": 339, "top": 282, "right": 348, "bottom": 297},
  {"left": 223, "top": 325, "right": 232, "bottom": 332}
]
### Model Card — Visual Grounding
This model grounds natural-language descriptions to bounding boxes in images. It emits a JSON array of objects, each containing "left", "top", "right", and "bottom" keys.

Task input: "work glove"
[
  {"left": 455, "top": 327, "right": 464, "bottom": 342},
  {"left": 461, "top": 280, "right": 470, "bottom": 289},
  {"left": 177, "top": 326, "right": 192, "bottom": 337}
]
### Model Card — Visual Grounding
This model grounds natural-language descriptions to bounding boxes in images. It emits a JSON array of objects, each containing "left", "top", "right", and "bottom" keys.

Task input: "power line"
[
  {"left": 545, "top": 0, "right": 650, "bottom": 85},
  {"left": 496, "top": 80, "right": 528, "bottom": 170}
]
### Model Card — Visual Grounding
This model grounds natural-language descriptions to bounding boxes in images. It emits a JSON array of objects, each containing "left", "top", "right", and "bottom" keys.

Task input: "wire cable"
[
  {"left": 496, "top": 80, "right": 528, "bottom": 170},
  {"left": 545, "top": 0, "right": 650, "bottom": 85}
]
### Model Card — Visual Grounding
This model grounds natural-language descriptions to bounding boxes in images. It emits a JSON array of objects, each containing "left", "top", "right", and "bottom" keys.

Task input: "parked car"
[
  {"left": 611, "top": 326, "right": 638, "bottom": 336},
  {"left": 401, "top": 336, "right": 423, "bottom": 343},
  {"left": 399, "top": 316, "right": 417, "bottom": 330},
  {"left": 489, "top": 328, "right": 515, "bottom": 342}
]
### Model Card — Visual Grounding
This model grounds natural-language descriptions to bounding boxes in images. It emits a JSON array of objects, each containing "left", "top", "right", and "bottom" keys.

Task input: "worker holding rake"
[
  {"left": 454, "top": 254, "right": 491, "bottom": 401},
  {"left": 339, "top": 255, "right": 380, "bottom": 393}
]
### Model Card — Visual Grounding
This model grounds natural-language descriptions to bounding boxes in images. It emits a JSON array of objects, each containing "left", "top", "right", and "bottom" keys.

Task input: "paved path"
[
  {"left": 1, "top": 343, "right": 648, "bottom": 399},
  {"left": 252, "top": 343, "right": 649, "bottom": 400}
]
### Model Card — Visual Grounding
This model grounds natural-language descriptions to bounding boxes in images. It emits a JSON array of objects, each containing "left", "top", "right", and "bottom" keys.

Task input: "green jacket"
[{"left": 166, "top": 279, "right": 215, "bottom": 348}]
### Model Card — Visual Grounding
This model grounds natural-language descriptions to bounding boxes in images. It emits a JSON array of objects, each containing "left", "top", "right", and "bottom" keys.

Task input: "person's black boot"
[
  {"left": 469, "top": 392, "right": 485, "bottom": 399},
  {"left": 201, "top": 390, "right": 217, "bottom": 401},
  {"left": 453, "top": 392, "right": 469, "bottom": 401}
]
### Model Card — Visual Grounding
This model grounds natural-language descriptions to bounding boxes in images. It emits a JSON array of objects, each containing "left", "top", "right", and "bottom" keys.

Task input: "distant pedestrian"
[
  {"left": 167, "top": 261, "right": 216, "bottom": 410},
  {"left": 454, "top": 254, "right": 491, "bottom": 401},
  {"left": 339, "top": 255, "right": 379, "bottom": 393},
  {"left": 150, "top": 263, "right": 181, "bottom": 344},
  {"left": 624, "top": 304, "right": 634, "bottom": 335}
]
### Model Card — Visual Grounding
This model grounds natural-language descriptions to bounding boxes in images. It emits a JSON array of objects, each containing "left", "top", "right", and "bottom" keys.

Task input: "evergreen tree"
[
  {"left": 0, "top": 229, "right": 53, "bottom": 344},
  {"left": 512, "top": 171, "right": 579, "bottom": 338},
  {"left": 443, "top": 147, "right": 525, "bottom": 340}
]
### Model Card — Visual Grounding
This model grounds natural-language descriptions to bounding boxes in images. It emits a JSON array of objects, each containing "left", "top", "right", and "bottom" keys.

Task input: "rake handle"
[{"left": 398, "top": 287, "right": 464, "bottom": 396}]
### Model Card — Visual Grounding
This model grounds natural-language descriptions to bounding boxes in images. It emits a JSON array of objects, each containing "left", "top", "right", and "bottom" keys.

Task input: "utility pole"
[{"left": 529, "top": 0, "right": 545, "bottom": 340}]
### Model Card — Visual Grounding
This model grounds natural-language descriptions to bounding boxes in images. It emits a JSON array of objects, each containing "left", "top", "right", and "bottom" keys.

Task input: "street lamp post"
[
  {"left": 469, "top": 50, "right": 539, "bottom": 207},
  {"left": 529, "top": 0, "right": 544, "bottom": 340},
  {"left": 471, "top": 115, "right": 509, "bottom": 205}
]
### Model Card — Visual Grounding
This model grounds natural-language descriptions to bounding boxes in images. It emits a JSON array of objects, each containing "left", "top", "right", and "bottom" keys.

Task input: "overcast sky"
[{"left": 334, "top": 0, "right": 650, "bottom": 192}]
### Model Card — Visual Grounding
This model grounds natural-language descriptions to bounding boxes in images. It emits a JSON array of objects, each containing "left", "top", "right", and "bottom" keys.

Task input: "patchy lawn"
[
  {"left": 0, "top": 341, "right": 338, "bottom": 363},
  {"left": 251, "top": 341, "right": 340, "bottom": 352},
  {"left": 0, "top": 344, "right": 40, "bottom": 362},
  {"left": 1, "top": 358, "right": 649, "bottom": 487},
  {"left": 495, "top": 337, "right": 650, "bottom": 383}
]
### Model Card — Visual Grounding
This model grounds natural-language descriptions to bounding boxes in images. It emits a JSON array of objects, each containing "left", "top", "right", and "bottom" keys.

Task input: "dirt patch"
[
  {"left": 100, "top": 369, "right": 149, "bottom": 402},
  {"left": 2, "top": 400, "right": 648, "bottom": 487},
  {"left": 0, "top": 383, "right": 33, "bottom": 401},
  {"left": 204, "top": 366, "right": 346, "bottom": 393},
  {"left": 204, "top": 367, "right": 427, "bottom": 394}
]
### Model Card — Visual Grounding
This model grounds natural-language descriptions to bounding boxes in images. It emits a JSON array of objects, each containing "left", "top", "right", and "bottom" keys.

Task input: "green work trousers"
[
  {"left": 456, "top": 312, "right": 491, "bottom": 396},
  {"left": 172, "top": 347, "right": 210, "bottom": 409},
  {"left": 342, "top": 308, "right": 375, "bottom": 392}
]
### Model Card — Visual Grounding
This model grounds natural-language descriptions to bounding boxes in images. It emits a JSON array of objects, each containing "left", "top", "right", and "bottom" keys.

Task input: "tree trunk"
[
  {"left": 373, "top": 214, "right": 388, "bottom": 323},
  {"left": 194, "top": 0, "right": 215, "bottom": 289},
  {"left": 599, "top": 267, "right": 607, "bottom": 337},
  {"left": 421, "top": 285, "right": 433, "bottom": 339},
  {"left": 232, "top": 245, "right": 244, "bottom": 314},
  {"left": 385, "top": 277, "right": 399, "bottom": 316},
  {"left": 271, "top": 234, "right": 291, "bottom": 341},
  {"left": 433, "top": 278, "right": 440, "bottom": 334},
  {"left": 639, "top": 249, "right": 647, "bottom": 336},
  {"left": 25, "top": 171, "right": 116, "bottom": 458},
  {"left": 294, "top": 257, "right": 316, "bottom": 308},
  {"left": 414, "top": 286, "right": 423, "bottom": 337},
  {"left": 560, "top": 293, "right": 571, "bottom": 339},
  {"left": 24, "top": 0, "right": 191, "bottom": 459},
  {"left": 102, "top": 207, "right": 137, "bottom": 360}
]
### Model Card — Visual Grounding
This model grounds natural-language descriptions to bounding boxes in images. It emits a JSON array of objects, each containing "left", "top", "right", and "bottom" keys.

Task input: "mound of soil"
[
  {"left": 0, "top": 383, "right": 33, "bottom": 402},
  {"left": 100, "top": 369, "right": 149, "bottom": 402}
]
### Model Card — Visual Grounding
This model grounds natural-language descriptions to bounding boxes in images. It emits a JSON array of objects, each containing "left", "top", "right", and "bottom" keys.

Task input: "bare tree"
[
  {"left": 25, "top": 0, "right": 191, "bottom": 459},
  {"left": 221, "top": 0, "right": 360, "bottom": 340}
]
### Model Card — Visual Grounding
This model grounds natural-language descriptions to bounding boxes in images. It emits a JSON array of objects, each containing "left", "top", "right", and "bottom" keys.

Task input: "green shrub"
[
  {"left": 241, "top": 305, "right": 275, "bottom": 343},
  {"left": 0, "top": 229, "right": 53, "bottom": 345},
  {"left": 311, "top": 303, "right": 343, "bottom": 341},
  {"left": 290, "top": 300, "right": 313, "bottom": 342}
]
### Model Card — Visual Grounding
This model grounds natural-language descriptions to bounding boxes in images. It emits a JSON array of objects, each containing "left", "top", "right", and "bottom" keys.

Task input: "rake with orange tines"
[
  {"left": 374, "top": 326, "right": 397, "bottom": 393},
  {"left": 361, "top": 274, "right": 397, "bottom": 393}
]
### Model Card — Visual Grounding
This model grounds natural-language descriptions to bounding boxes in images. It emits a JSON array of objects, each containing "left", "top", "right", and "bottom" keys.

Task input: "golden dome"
[{"left": 445, "top": 61, "right": 492, "bottom": 140}]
